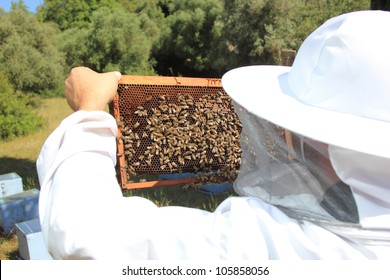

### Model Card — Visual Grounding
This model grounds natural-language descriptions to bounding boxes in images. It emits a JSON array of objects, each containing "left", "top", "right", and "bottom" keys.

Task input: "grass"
[
  {"left": 0, "top": 234, "right": 19, "bottom": 260},
  {"left": 0, "top": 97, "right": 236, "bottom": 259},
  {"left": 123, "top": 185, "right": 234, "bottom": 209},
  {"left": 0, "top": 97, "right": 73, "bottom": 186},
  {"left": 0, "top": 97, "right": 72, "bottom": 260}
]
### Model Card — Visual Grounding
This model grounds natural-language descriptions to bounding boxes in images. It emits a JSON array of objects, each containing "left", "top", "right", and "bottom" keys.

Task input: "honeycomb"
[{"left": 110, "top": 76, "right": 242, "bottom": 189}]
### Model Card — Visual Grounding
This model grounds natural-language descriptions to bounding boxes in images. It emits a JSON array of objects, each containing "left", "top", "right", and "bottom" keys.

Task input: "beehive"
[{"left": 110, "top": 75, "right": 242, "bottom": 189}]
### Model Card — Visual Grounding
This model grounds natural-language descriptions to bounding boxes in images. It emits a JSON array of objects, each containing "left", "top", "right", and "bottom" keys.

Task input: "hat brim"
[{"left": 222, "top": 65, "right": 390, "bottom": 159}]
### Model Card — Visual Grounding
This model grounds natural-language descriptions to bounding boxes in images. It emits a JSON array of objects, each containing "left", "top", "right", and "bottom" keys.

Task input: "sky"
[{"left": 0, "top": 0, "right": 44, "bottom": 13}]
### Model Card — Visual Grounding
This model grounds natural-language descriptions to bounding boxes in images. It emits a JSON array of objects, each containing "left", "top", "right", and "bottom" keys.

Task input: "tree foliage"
[
  {"left": 135, "top": 0, "right": 165, "bottom": 42},
  {"left": 37, "top": 0, "right": 371, "bottom": 77},
  {"left": 154, "top": 0, "right": 224, "bottom": 77},
  {"left": 220, "top": 0, "right": 274, "bottom": 67},
  {"left": 37, "top": 0, "right": 120, "bottom": 30},
  {"left": 219, "top": 0, "right": 370, "bottom": 68},
  {"left": 0, "top": 73, "right": 44, "bottom": 140},
  {"left": 59, "top": 7, "right": 155, "bottom": 75},
  {"left": 371, "top": 0, "right": 390, "bottom": 10},
  {"left": 0, "top": 7, "right": 65, "bottom": 95},
  {"left": 153, "top": 0, "right": 370, "bottom": 76}
]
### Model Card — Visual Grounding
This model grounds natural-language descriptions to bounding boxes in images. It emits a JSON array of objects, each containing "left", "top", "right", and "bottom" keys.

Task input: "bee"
[
  {"left": 168, "top": 107, "right": 176, "bottom": 114},
  {"left": 164, "top": 156, "right": 171, "bottom": 164},
  {"left": 128, "top": 166, "right": 136, "bottom": 176},
  {"left": 151, "top": 109, "right": 161, "bottom": 117},
  {"left": 159, "top": 105, "right": 168, "bottom": 112},
  {"left": 134, "top": 110, "right": 147, "bottom": 117},
  {"left": 117, "top": 121, "right": 124, "bottom": 129},
  {"left": 121, "top": 126, "right": 132, "bottom": 135},
  {"left": 133, "top": 122, "right": 140, "bottom": 129}
]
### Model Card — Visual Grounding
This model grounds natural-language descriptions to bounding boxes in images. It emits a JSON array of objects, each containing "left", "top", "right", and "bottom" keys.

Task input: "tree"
[
  {"left": 154, "top": 0, "right": 224, "bottom": 77},
  {"left": 219, "top": 0, "right": 274, "bottom": 67},
  {"left": 38, "top": 0, "right": 119, "bottom": 30},
  {"left": 115, "top": 0, "right": 145, "bottom": 12},
  {"left": 0, "top": 7, "right": 65, "bottom": 95},
  {"left": 135, "top": 0, "right": 165, "bottom": 42},
  {"left": 10, "top": 0, "right": 28, "bottom": 11},
  {"left": 218, "top": 0, "right": 370, "bottom": 68},
  {"left": 59, "top": 7, "right": 155, "bottom": 75}
]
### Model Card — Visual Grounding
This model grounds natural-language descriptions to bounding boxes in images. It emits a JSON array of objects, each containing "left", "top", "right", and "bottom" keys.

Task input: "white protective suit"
[{"left": 37, "top": 110, "right": 390, "bottom": 260}]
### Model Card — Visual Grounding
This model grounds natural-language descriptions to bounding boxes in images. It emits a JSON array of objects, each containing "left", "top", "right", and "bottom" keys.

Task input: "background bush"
[{"left": 0, "top": 73, "right": 44, "bottom": 140}]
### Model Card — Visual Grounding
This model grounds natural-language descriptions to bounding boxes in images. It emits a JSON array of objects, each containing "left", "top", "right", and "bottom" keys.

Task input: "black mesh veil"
[{"left": 232, "top": 101, "right": 359, "bottom": 224}]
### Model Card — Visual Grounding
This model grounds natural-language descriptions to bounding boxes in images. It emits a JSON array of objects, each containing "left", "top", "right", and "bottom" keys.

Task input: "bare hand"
[{"left": 65, "top": 67, "right": 122, "bottom": 111}]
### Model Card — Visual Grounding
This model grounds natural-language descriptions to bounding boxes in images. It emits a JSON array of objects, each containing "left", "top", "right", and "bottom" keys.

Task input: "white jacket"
[{"left": 37, "top": 111, "right": 389, "bottom": 259}]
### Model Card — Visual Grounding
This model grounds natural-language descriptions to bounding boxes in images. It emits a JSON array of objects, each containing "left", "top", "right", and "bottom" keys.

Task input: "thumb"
[{"left": 112, "top": 71, "right": 122, "bottom": 81}]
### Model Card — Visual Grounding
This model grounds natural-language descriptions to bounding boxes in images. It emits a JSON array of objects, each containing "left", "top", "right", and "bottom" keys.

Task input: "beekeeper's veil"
[{"left": 222, "top": 11, "right": 390, "bottom": 242}]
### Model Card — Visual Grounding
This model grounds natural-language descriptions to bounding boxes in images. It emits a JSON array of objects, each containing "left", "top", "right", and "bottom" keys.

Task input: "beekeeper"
[{"left": 37, "top": 10, "right": 390, "bottom": 259}]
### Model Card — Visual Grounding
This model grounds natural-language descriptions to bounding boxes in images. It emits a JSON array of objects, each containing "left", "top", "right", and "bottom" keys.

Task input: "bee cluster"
[{"left": 118, "top": 91, "right": 242, "bottom": 187}]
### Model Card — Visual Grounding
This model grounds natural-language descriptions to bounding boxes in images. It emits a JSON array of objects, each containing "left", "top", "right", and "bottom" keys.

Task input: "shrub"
[{"left": 0, "top": 74, "right": 44, "bottom": 140}]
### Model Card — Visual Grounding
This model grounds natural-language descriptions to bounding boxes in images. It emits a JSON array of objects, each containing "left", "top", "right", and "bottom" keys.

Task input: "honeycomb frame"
[{"left": 109, "top": 75, "right": 241, "bottom": 189}]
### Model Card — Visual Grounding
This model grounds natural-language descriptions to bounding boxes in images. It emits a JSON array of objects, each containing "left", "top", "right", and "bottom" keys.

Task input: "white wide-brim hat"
[{"left": 222, "top": 10, "right": 390, "bottom": 159}]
